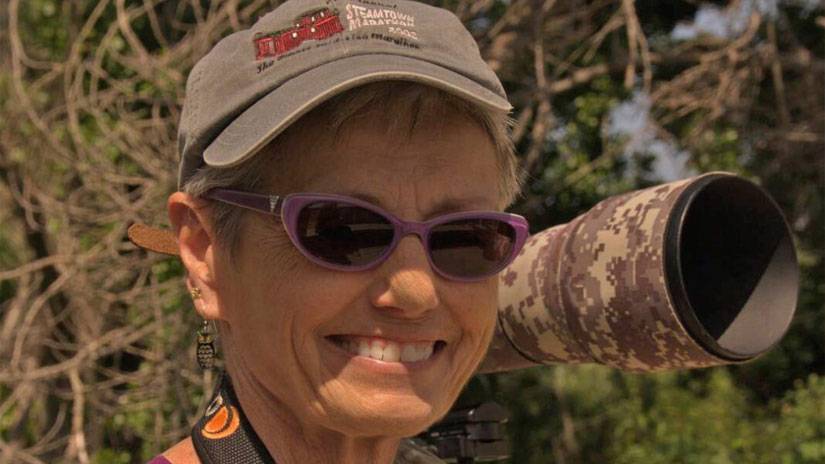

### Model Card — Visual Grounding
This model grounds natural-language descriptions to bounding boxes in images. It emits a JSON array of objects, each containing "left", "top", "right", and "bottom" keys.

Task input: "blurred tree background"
[{"left": 0, "top": 0, "right": 822, "bottom": 463}]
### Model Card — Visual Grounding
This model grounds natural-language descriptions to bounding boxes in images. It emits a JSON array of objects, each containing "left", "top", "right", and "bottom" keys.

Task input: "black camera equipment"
[{"left": 418, "top": 402, "right": 510, "bottom": 463}]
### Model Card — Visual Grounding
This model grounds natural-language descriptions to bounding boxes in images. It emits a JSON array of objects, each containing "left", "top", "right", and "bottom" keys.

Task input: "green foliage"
[
  {"left": 16, "top": 0, "right": 72, "bottom": 61},
  {"left": 469, "top": 369, "right": 825, "bottom": 463},
  {"left": 92, "top": 449, "right": 132, "bottom": 464},
  {"left": 771, "top": 375, "right": 825, "bottom": 463},
  {"left": 688, "top": 125, "right": 748, "bottom": 175},
  {"left": 608, "top": 370, "right": 757, "bottom": 463},
  {"left": 516, "top": 76, "right": 637, "bottom": 231}
]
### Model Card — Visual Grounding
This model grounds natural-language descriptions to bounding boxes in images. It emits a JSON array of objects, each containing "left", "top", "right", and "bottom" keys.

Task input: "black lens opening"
[{"left": 665, "top": 175, "right": 798, "bottom": 360}]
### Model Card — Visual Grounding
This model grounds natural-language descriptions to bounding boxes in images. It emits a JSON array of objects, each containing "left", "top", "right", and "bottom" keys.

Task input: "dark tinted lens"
[
  {"left": 295, "top": 202, "right": 394, "bottom": 266},
  {"left": 429, "top": 218, "right": 516, "bottom": 278}
]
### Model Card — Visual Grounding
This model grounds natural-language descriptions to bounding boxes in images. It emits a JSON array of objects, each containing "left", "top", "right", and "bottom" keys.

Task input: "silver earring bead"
[{"left": 196, "top": 320, "right": 216, "bottom": 370}]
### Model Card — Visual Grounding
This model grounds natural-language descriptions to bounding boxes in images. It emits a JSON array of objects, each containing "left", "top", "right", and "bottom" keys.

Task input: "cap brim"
[
  {"left": 139, "top": 54, "right": 511, "bottom": 256},
  {"left": 128, "top": 223, "right": 180, "bottom": 256},
  {"left": 203, "top": 53, "right": 512, "bottom": 169}
]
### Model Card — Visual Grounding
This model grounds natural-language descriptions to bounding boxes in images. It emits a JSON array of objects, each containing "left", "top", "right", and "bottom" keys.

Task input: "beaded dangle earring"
[
  {"left": 190, "top": 287, "right": 216, "bottom": 370},
  {"left": 196, "top": 320, "right": 216, "bottom": 370}
]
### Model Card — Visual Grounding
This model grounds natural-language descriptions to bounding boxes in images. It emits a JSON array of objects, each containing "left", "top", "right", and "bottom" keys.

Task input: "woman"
[{"left": 130, "top": 1, "right": 528, "bottom": 462}]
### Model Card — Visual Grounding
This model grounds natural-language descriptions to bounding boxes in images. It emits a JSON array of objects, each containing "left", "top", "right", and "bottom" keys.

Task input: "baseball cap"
[{"left": 128, "top": 0, "right": 512, "bottom": 255}]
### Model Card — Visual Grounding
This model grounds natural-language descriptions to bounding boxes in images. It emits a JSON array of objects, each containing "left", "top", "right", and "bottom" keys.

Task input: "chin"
[{"left": 322, "top": 392, "right": 450, "bottom": 438}]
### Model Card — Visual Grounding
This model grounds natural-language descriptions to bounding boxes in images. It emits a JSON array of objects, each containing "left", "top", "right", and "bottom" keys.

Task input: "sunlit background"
[{"left": 0, "top": 1, "right": 822, "bottom": 463}]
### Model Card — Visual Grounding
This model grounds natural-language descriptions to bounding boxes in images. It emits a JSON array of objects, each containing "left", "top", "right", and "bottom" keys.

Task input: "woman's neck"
[{"left": 227, "top": 365, "right": 402, "bottom": 464}]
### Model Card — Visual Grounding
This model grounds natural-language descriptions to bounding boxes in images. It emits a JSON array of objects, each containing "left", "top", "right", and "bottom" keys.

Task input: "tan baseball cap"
[{"left": 128, "top": 0, "right": 512, "bottom": 255}]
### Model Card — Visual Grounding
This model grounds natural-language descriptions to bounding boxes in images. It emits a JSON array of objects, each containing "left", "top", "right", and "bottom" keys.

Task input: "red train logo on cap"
[{"left": 254, "top": 8, "right": 344, "bottom": 60}]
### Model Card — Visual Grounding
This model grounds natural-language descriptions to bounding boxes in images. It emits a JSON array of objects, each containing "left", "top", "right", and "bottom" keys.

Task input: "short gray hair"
[{"left": 181, "top": 81, "right": 523, "bottom": 260}]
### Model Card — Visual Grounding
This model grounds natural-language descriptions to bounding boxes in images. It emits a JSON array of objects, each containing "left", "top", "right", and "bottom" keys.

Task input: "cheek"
[
  {"left": 235, "top": 217, "right": 304, "bottom": 300},
  {"left": 447, "top": 280, "right": 498, "bottom": 369},
  {"left": 464, "top": 282, "right": 498, "bottom": 365},
  {"left": 424, "top": 280, "right": 497, "bottom": 418},
  {"left": 220, "top": 221, "right": 303, "bottom": 337},
  {"left": 227, "top": 218, "right": 367, "bottom": 342},
  {"left": 256, "top": 219, "right": 301, "bottom": 272},
  {"left": 457, "top": 280, "right": 498, "bottom": 335}
]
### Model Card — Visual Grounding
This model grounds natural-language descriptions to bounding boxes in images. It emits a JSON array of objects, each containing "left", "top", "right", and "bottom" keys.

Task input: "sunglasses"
[{"left": 203, "top": 189, "right": 529, "bottom": 281}]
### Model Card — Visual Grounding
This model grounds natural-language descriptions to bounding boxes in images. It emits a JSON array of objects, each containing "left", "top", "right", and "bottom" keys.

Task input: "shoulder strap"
[
  {"left": 190, "top": 372, "right": 276, "bottom": 464},
  {"left": 190, "top": 371, "right": 446, "bottom": 464}
]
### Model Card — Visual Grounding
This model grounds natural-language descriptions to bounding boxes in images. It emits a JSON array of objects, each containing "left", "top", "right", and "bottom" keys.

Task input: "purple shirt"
[{"left": 147, "top": 456, "right": 172, "bottom": 464}]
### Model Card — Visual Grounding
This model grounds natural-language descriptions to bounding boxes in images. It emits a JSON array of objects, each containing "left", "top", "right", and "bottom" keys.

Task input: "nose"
[{"left": 368, "top": 235, "right": 440, "bottom": 318}]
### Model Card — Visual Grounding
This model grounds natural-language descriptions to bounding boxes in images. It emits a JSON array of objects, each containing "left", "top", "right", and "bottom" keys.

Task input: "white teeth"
[
  {"left": 417, "top": 344, "right": 434, "bottom": 361},
  {"left": 358, "top": 340, "right": 371, "bottom": 357},
  {"left": 382, "top": 342, "right": 400, "bottom": 363},
  {"left": 370, "top": 342, "right": 384, "bottom": 360},
  {"left": 334, "top": 336, "right": 437, "bottom": 363},
  {"left": 401, "top": 344, "right": 417, "bottom": 361}
]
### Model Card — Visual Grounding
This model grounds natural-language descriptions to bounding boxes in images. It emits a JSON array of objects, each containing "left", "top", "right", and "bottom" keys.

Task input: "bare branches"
[
  {"left": 68, "top": 368, "right": 90, "bottom": 464},
  {"left": 620, "top": 0, "right": 651, "bottom": 92},
  {"left": 522, "top": 0, "right": 558, "bottom": 176},
  {"left": 0, "top": 0, "right": 244, "bottom": 459}
]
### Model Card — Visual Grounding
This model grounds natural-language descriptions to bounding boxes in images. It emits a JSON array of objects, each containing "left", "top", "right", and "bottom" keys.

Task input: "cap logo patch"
[
  {"left": 254, "top": 8, "right": 344, "bottom": 60},
  {"left": 345, "top": 3, "right": 418, "bottom": 40}
]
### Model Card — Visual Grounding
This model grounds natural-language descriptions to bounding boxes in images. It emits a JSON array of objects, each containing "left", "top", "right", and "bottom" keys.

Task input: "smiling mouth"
[{"left": 326, "top": 335, "right": 447, "bottom": 363}]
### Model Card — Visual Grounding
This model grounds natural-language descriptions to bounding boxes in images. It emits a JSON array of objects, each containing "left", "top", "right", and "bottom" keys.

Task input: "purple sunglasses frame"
[{"left": 203, "top": 188, "right": 529, "bottom": 282}]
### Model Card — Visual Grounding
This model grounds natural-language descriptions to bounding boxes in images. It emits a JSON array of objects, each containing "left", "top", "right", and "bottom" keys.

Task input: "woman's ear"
[{"left": 168, "top": 192, "right": 223, "bottom": 321}]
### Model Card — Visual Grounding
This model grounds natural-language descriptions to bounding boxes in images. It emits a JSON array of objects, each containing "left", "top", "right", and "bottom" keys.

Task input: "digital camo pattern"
[{"left": 479, "top": 173, "right": 735, "bottom": 373}]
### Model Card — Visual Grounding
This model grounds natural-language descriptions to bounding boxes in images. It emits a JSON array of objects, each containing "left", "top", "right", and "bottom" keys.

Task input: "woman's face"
[{"left": 214, "top": 110, "right": 501, "bottom": 437}]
